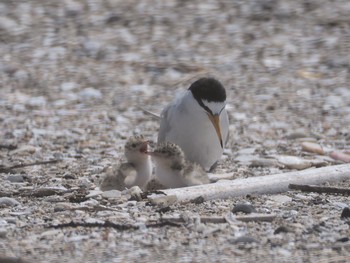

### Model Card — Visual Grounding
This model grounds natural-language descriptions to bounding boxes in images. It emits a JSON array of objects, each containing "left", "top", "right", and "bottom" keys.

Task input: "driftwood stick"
[
  {"left": 161, "top": 213, "right": 276, "bottom": 224},
  {"left": 0, "top": 159, "right": 61, "bottom": 173},
  {"left": 289, "top": 184, "right": 350, "bottom": 195},
  {"left": 148, "top": 164, "right": 350, "bottom": 203},
  {"left": 231, "top": 214, "right": 276, "bottom": 222}
]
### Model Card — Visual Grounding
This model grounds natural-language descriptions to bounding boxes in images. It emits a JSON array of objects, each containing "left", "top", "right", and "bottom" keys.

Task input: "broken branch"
[
  {"left": 289, "top": 184, "right": 350, "bottom": 195},
  {"left": 148, "top": 164, "right": 350, "bottom": 203}
]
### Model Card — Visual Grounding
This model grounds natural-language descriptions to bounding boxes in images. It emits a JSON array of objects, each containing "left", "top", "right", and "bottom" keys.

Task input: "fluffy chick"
[
  {"left": 147, "top": 142, "right": 209, "bottom": 188},
  {"left": 100, "top": 135, "right": 152, "bottom": 191}
]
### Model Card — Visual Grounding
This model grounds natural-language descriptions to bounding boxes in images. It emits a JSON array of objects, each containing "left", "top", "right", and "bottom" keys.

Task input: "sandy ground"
[{"left": 0, "top": 0, "right": 350, "bottom": 262}]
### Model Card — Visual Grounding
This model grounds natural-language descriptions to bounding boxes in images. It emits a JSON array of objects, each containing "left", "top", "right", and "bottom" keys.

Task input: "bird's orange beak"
[{"left": 207, "top": 113, "right": 223, "bottom": 148}]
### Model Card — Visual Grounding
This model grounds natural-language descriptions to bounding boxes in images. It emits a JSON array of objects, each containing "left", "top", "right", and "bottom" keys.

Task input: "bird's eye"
[{"left": 131, "top": 143, "right": 136, "bottom": 148}]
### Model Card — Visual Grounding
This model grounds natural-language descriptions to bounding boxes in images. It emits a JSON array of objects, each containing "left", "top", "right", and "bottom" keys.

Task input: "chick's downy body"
[
  {"left": 100, "top": 135, "right": 152, "bottom": 191},
  {"left": 148, "top": 142, "right": 209, "bottom": 189}
]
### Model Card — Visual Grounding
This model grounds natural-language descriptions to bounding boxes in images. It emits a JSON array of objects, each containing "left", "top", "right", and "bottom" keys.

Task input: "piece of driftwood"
[
  {"left": 289, "top": 184, "right": 350, "bottom": 195},
  {"left": 148, "top": 164, "right": 350, "bottom": 203},
  {"left": 49, "top": 220, "right": 181, "bottom": 230},
  {"left": 230, "top": 214, "right": 276, "bottom": 223},
  {"left": 161, "top": 213, "right": 276, "bottom": 224},
  {"left": 0, "top": 159, "right": 61, "bottom": 173}
]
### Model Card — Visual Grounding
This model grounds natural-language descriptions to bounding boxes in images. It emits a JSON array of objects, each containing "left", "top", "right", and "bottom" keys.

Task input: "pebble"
[
  {"left": 286, "top": 132, "right": 308, "bottom": 140},
  {"left": 6, "top": 174, "right": 24, "bottom": 183},
  {"left": 9, "top": 145, "right": 37, "bottom": 156},
  {"left": 250, "top": 158, "right": 282, "bottom": 168},
  {"left": 102, "top": 190, "right": 121, "bottom": 199},
  {"left": 340, "top": 207, "right": 350, "bottom": 219},
  {"left": 273, "top": 155, "right": 312, "bottom": 170},
  {"left": 329, "top": 151, "right": 350, "bottom": 163},
  {"left": 336, "top": 237, "right": 350, "bottom": 243},
  {"left": 123, "top": 186, "right": 143, "bottom": 201},
  {"left": 148, "top": 194, "right": 177, "bottom": 206},
  {"left": 230, "top": 236, "right": 259, "bottom": 244},
  {"left": 86, "top": 190, "right": 103, "bottom": 198},
  {"left": 301, "top": 142, "right": 324, "bottom": 155},
  {"left": 274, "top": 226, "right": 290, "bottom": 234},
  {"left": 0, "top": 16, "right": 18, "bottom": 34},
  {"left": 0, "top": 228, "right": 7, "bottom": 238},
  {"left": 31, "top": 187, "right": 68, "bottom": 197},
  {"left": 325, "top": 95, "right": 345, "bottom": 108},
  {"left": 234, "top": 155, "right": 256, "bottom": 165},
  {"left": 61, "top": 82, "right": 77, "bottom": 91},
  {"left": 232, "top": 204, "right": 257, "bottom": 214},
  {"left": 237, "top": 148, "right": 257, "bottom": 155},
  {"left": 0, "top": 197, "right": 20, "bottom": 207},
  {"left": 79, "top": 87, "right": 102, "bottom": 101},
  {"left": 269, "top": 195, "right": 293, "bottom": 204},
  {"left": 54, "top": 203, "right": 76, "bottom": 212},
  {"left": 27, "top": 96, "right": 47, "bottom": 107}
]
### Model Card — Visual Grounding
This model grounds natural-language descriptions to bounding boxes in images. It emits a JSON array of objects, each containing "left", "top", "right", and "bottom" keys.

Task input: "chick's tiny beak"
[{"left": 207, "top": 113, "right": 223, "bottom": 148}]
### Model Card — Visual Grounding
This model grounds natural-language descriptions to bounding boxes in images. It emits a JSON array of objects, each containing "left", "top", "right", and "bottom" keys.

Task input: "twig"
[
  {"left": 0, "top": 159, "right": 61, "bottom": 173},
  {"left": 160, "top": 213, "right": 276, "bottom": 224},
  {"left": 137, "top": 106, "right": 160, "bottom": 119},
  {"left": 232, "top": 214, "right": 276, "bottom": 222},
  {"left": 49, "top": 221, "right": 138, "bottom": 231},
  {"left": 48, "top": 220, "right": 181, "bottom": 230},
  {"left": 161, "top": 216, "right": 226, "bottom": 224},
  {"left": 289, "top": 184, "right": 350, "bottom": 195},
  {"left": 0, "top": 144, "right": 17, "bottom": 150},
  {"left": 149, "top": 164, "right": 350, "bottom": 203}
]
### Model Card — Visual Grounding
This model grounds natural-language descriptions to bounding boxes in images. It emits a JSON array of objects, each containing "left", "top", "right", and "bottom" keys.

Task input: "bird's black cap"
[{"left": 188, "top": 77, "right": 226, "bottom": 103}]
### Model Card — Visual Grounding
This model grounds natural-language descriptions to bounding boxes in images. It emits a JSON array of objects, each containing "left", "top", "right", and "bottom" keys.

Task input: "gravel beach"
[{"left": 0, "top": 0, "right": 350, "bottom": 262}]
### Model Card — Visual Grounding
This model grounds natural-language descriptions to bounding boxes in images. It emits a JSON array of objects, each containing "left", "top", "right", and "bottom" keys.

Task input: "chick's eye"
[{"left": 131, "top": 143, "right": 136, "bottom": 148}]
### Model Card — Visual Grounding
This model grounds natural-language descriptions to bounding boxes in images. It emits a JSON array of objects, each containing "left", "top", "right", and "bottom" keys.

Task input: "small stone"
[
  {"left": 60, "top": 82, "right": 77, "bottom": 91},
  {"left": 123, "top": 186, "right": 143, "bottom": 201},
  {"left": 273, "top": 155, "right": 312, "bottom": 170},
  {"left": 27, "top": 96, "right": 47, "bottom": 107},
  {"left": 10, "top": 145, "right": 37, "bottom": 156},
  {"left": 102, "top": 190, "right": 121, "bottom": 199},
  {"left": 0, "top": 228, "right": 7, "bottom": 238},
  {"left": 79, "top": 87, "right": 102, "bottom": 101},
  {"left": 274, "top": 226, "right": 289, "bottom": 234},
  {"left": 329, "top": 151, "right": 350, "bottom": 163},
  {"left": 232, "top": 204, "right": 256, "bottom": 214},
  {"left": 301, "top": 142, "right": 324, "bottom": 155},
  {"left": 0, "top": 17, "right": 18, "bottom": 33},
  {"left": 31, "top": 187, "right": 68, "bottom": 197},
  {"left": 148, "top": 194, "right": 177, "bottom": 206},
  {"left": 336, "top": 237, "right": 350, "bottom": 243},
  {"left": 191, "top": 196, "right": 205, "bottom": 204},
  {"left": 286, "top": 132, "right": 308, "bottom": 140},
  {"left": 340, "top": 207, "right": 350, "bottom": 219},
  {"left": 269, "top": 195, "right": 292, "bottom": 204},
  {"left": 250, "top": 158, "right": 282, "bottom": 168},
  {"left": 234, "top": 155, "right": 256, "bottom": 165},
  {"left": 85, "top": 190, "right": 103, "bottom": 198},
  {"left": 230, "top": 236, "right": 259, "bottom": 244},
  {"left": 54, "top": 203, "right": 73, "bottom": 212},
  {"left": 6, "top": 174, "right": 24, "bottom": 183},
  {"left": 0, "top": 197, "right": 20, "bottom": 207},
  {"left": 237, "top": 148, "right": 257, "bottom": 155}
]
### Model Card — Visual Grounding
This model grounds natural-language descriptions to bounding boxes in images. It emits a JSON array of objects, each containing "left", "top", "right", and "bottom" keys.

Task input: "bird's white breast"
[{"left": 158, "top": 91, "right": 229, "bottom": 170}]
